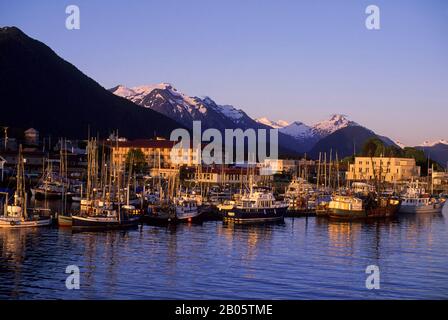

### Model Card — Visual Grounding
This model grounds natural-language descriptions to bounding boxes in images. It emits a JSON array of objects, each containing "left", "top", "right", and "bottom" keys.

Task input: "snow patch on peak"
[
  {"left": 395, "top": 140, "right": 406, "bottom": 149},
  {"left": 256, "top": 117, "right": 289, "bottom": 129},
  {"left": 133, "top": 83, "right": 173, "bottom": 95},
  {"left": 279, "top": 121, "right": 312, "bottom": 140},
  {"left": 277, "top": 120, "right": 290, "bottom": 127},
  {"left": 112, "top": 83, "right": 175, "bottom": 100},
  {"left": 214, "top": 104, "right": 244, "bottom": 121},
  {"left": 312, "top": 114, "right": 359, "bottom": 137},
  {"left": 112, "top": 85, "right": 136, "bottom": 98},
  {"left": 420, "top": 139, "right": 448, "bottom": 147}
]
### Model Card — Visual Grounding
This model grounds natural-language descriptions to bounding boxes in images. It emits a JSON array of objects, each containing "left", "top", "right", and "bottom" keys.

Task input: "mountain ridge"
[{"left": 0, "top": 26, "right": 184, "bottom": 140}]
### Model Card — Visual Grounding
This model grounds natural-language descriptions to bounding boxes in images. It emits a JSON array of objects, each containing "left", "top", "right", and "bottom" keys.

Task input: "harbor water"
[{"left": 0, "top": 202, "right": 447, "bottom": 299}]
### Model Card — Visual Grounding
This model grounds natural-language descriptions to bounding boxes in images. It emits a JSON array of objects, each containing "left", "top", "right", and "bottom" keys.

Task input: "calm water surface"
[{"left": 0, "top": 203, "right": 447, "bottom": 300}]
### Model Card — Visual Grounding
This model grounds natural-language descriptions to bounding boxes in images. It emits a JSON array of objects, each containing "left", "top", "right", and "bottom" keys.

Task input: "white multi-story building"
[{"left": 346, "top": 157, "right": 421, "bottom": 182}]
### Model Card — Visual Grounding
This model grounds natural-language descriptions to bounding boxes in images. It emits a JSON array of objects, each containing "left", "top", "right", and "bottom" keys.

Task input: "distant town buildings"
[
  {"left": 108, "top": 138, "right": 198, "bottom": 170},
  {"left": 185, "top": 166, "right": 273, "bottom": 185},
  {"left": 346, "top": 157, "right": 421, "bottom": 182},
  {"left": 259, "top": 159, "right": 316, "bottom": 175},
  {"left": 432, "top": 171, "right": 448, "bottom": 188}
]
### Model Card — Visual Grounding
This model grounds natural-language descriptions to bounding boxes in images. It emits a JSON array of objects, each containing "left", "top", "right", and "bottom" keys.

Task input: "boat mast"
[
  {"left": 16, "top": 145, "right": 27, "bottom": 219},
  {"left": 316, "top": 152, "right": 321, "bottom": 192}
]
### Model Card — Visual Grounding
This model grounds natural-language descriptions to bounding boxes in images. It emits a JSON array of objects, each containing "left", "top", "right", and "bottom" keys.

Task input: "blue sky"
[{"left": 1, "top": 0, "right": 447, "bottom": 145}]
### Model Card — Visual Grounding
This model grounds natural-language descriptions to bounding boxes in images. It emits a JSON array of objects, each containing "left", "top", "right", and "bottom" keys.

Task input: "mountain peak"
[
  {"left": 110, "top": 82, "right": 255, "bottom": 128},
  {"left": 0, "top": 26, "right": 25, "bottom": 36},
  {"left": 312, "top": 114, "right": 359, "bottom": 138},
  {"left": 329, "top": 113, "right": 348, "bottom": 122},
  {"left": 255, "top": 117, "right": 289, "bottom": 129},
  {"left": 0, "top": 27, "right": 182, "bottom": 139},
  {"left": 279, "top": 121, "right": 312, "bottom": 140},
  {"left": 420, "top": 139, "right": 448, "bottom": 147},
  {"left": 395, "top": 140, "right": 406, "bottom": 149},
  {"left": 110, "top": 85, "right": 136, "bottom": 98}
]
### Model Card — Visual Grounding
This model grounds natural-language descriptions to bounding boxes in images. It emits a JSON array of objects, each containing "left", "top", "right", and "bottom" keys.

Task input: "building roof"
[
  {"left": 354, "top": 156, "right": 416, "bottom": 162},
  {"left": 104, "top": 139, "right": 201, "bottom": 149},
  {"left": 189, "top": 165, "right": 261, "bottom": 175}
]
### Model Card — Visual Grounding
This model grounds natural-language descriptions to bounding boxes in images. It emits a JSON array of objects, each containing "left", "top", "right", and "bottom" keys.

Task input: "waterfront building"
[
  {"left": 432, "top": 171, "right": 448, "bottom": 193},
  {"left": 259, "top": 159, "right": 316, "bottom": 175},
  {"left": 186, "top": 166, "right": 273, "bottom": 185},
  {"left": 346, "top": 157, "right": 421, "bottom": 182},
  {"left": 108, "top": 138, "right": 198, "bottom": 170}
]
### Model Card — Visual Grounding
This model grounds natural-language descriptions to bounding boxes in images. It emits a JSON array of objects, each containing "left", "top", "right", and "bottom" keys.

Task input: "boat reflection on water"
[
  {"left": 218, "top": 222, "right": 284, "bottom": 267},
  {"left": 0, "top": 228, "right": 50, "bottom": 298},
  {"left": 0, "top": 210, "right": 448, "bottom": 299}
]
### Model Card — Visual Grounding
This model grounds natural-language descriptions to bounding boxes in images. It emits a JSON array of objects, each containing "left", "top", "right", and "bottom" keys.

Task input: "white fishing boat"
[
  {"left": 220, "top": 186, "right": 288, "bottom": 224},
  {"left": 175, "top": 198, "right": 200, "bottom": 221},
  {"left": 399, "top": 197, "right": 445, "bottom": 214},
  {"left": 0, "top": 146, "right": 52, "bottom": 228},
  {"left": 399, "top": 182, "right": 445, "bottom": 214},
  {"left": 284, "top": 177, "right": 315, "bottom": 212}
]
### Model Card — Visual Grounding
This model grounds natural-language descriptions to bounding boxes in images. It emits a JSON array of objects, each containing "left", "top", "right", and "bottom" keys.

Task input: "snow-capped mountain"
[
  {"left": 419, "top": 139, "right": 448, "bottom": 147},
  {"left": 311, "top": 114, "right": 359, "bottom": 138},
  {"left": 111, "top": 83, "right": 395, "bottom": 154},
  {"left": 395, "top": 140, "right": 407, "bottom": 149},
  {"left": 279, "top": 121, "right": 313, "bottom": 140},
  {"left": 110, "top": 83, "right": 260, "bottom": 131},
  {"left": 255, "top": 114, "right": 363, "bottom": 152},
  {"left": 257, "top": 114, "right": 359, "bottom": 140},
  {"left": 255, "top": 117, "right": 289, "bottom": 129}
]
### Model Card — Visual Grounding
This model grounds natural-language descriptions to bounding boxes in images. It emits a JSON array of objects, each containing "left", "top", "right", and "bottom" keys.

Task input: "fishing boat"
[
  {"left": 72, "top": 204, "right": 140, "bottom": 231},
  {"left": 0, "top": 146, "right": 52, "bottom": 228},
  {"left": 399, "top": 183, "right": 445, "bottom": 214},
  {"left": 173, "top": 196, "right": 202, "bottom": 222},
  {"left": 284, "top": 177, "right": 315, "bottom": 214},
  {"left": 143, "top": 195, "right": 204, "bottom": 225},
  {"left": 71, "top": 138, "right": 142, "bottom": 231},
  {"left": 31, "top": 141, "right": 82, "bottom": 201},
  {"left": 328, "top": 194, "right": 400, "bottom": 220},
  {"left": 220, "top": 186, "right": 287, "bottom": 224},
  {"left": 31, "top": 180, "right": 65, "bottom": 199}
]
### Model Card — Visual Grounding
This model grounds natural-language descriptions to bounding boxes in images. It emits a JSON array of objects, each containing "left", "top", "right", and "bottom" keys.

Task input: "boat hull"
[
  {"left": 222, "top": 206, "right": 287, "bottom": 224},
  {"left": 72, "top": 215, "right": 139, "bottom": 231},
  {"left": 329, "top": 204, "right": 399, "bottom": 220},
  {"left": 142, "top": 206, "right": 205, "bottom": 225},
  {"left": 57, "top": 215, "right": 72, "bottom": 227},
  {"left": 398, "top": 203, "right": 443, "bottom": 214},
  {"left": 0, "top": 217, "right": 52, "bottom": 228}
]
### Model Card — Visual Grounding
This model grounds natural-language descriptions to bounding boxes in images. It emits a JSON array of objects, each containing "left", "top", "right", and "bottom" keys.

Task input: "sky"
[{"left": 1, "top": 0, "right": 447, "bottom": 145}]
